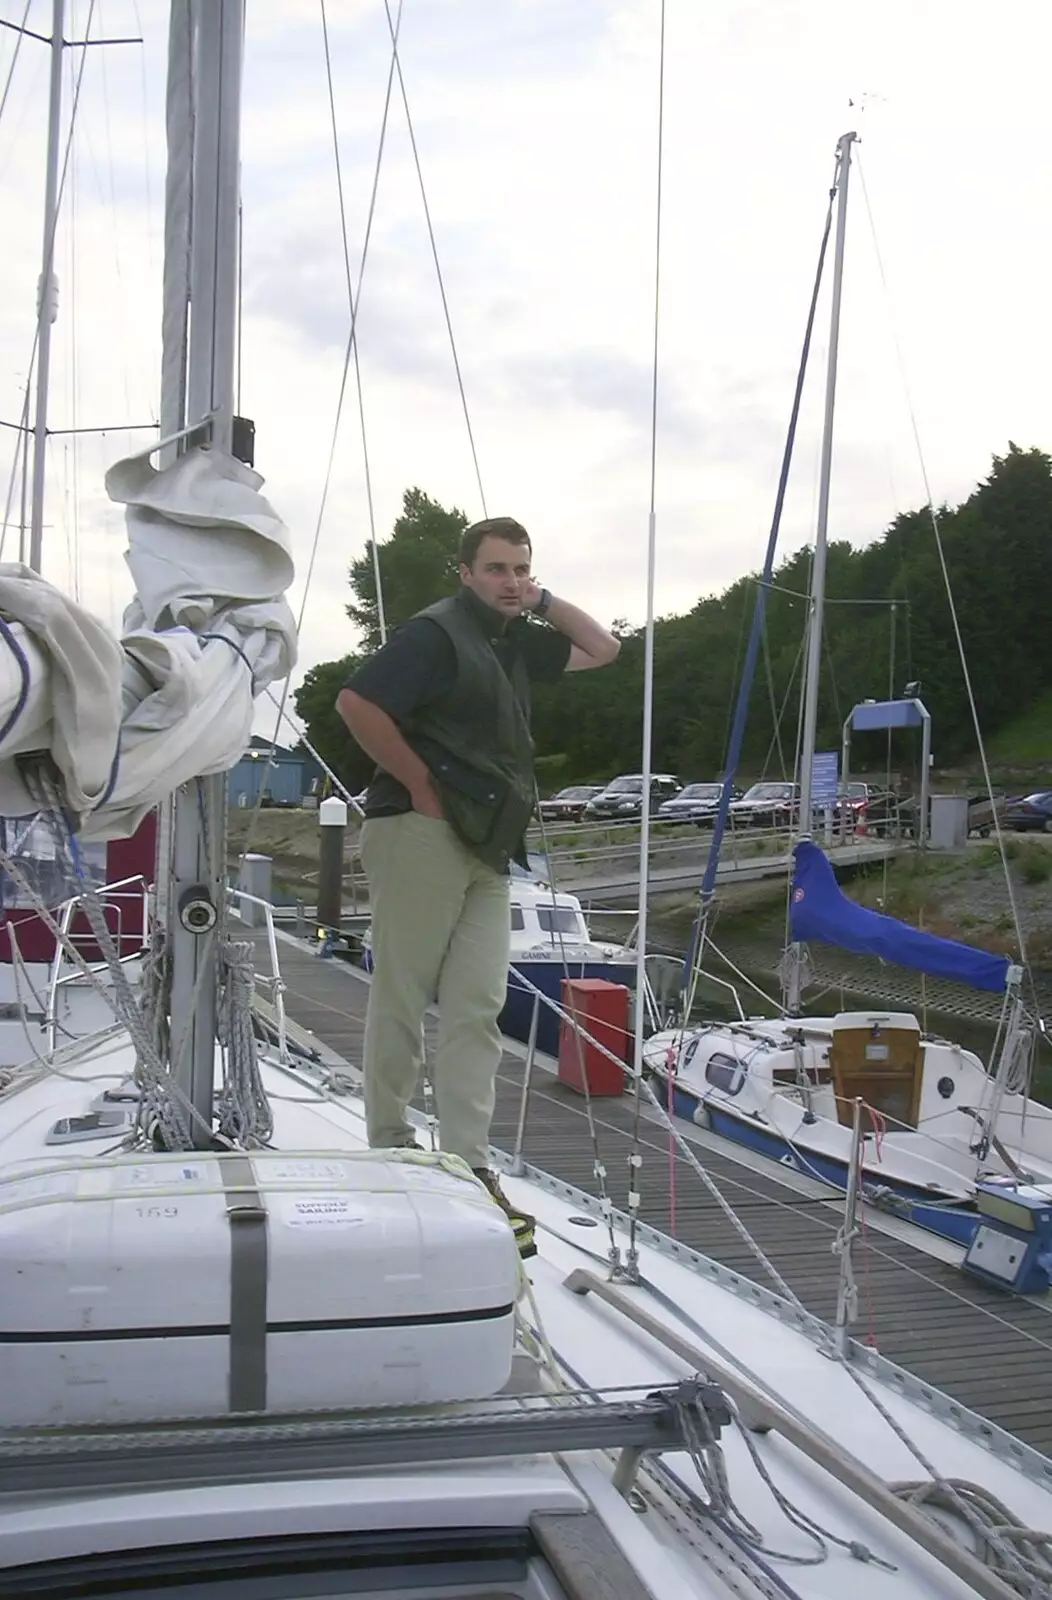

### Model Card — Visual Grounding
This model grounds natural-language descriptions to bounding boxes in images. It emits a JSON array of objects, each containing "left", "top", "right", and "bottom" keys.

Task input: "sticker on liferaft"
[{"left": 286, "top": 1196, "right": 365, "bottom": 1228}]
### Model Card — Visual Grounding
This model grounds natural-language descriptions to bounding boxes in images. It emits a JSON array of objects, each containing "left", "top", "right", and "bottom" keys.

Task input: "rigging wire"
[
  {"left": 17, "top": 380, "right": 30, "bottom": 560},
  {"left": 97, "top": 0, "right": 131, "bottom": 426},
  {"left": 624, "top": 0, "right": 668, "bottom": 1275},
  {"left": 627, "top": 1073, "right": 1048, "bottom": 1594},
  {"left": 0, "top": 1, "right": 31, "bottom": 136},
  {"left": 820, "top": 622, "right": 843, "bottom": 733},
  {"left": 530, "top": 802, "right": 642, "bottom": 1273},
  {"left": 881, "top": 598, "right": 896, "bottom": 905},
  {"left": 242, "top": 0, "right": 405, "bottom": 876},
  {"left": 678, "top": 154, "right": 839, "bottom": 1031},
  {"left": 263, "top": 0, "right": 489, "bottom": 775},
  {"left": 295, "top": 0, "right": 402, "bottom": 644},
  {"left": 854, "top": 151, "right": 1028, "bottom": 967},
  {"left": 717, "top": 583, "right": 750, "bottom": 778},
  {"left": 67, "top": 37, "right": 81, "bottom": 604},
  {"left": 0, "top": 21, "right": 44, "bottom": 194},
  {"left": 130, "top": 0, "right": 155, "bottom": 283},
  {"left": 760, "top": 626, "right": 806, "bottom": 783},
  {"left": 380, "top": 0, "right": 487, "bottom": 517},
  {"left": 216, "top": 58, "right": 1042, "bottom": 1580},
  {"left": 781, "top": 547, "right": 812, "bottom": 979},
  {"left": 321, "top": 0, "right": 387, "bottom": 647},
  {"left": 0, "top": 0, "right": 98, "bottom": 562},
  {"left": 760, "top": 618, "right": 787, "bottom": 777},
  {"left": 350, "top": 5, "right": 640, "bottom": 1264}
]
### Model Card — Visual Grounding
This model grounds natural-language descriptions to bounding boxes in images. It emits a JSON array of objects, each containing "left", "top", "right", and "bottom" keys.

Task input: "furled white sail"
[{"left": 0, "top": 441, "right": 296, "bottom": 840}]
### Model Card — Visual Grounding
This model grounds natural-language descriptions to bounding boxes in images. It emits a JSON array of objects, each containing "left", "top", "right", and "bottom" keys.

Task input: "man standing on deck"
[{"left": 336, "top": 516, "right": 620, "bottom": 1256}]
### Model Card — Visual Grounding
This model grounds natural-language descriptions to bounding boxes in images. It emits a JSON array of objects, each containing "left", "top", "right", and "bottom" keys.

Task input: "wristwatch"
[{"left": 531, "top": 587, "right": 552, "bottom": 618}]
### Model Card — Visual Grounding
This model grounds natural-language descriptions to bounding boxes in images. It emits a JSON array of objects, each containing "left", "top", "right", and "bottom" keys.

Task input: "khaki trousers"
[{"left": 359, "top": 811, "right": 511, "bottom": 1169}]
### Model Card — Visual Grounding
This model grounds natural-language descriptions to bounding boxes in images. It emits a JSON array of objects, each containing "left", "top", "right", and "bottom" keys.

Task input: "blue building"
[{"left": 228, "top": 737, "right": 305, "bottom": 809}]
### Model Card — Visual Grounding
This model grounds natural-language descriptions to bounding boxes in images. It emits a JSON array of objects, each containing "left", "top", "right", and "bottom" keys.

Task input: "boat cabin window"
[
  {"left": 538, "top": 906, "right": 582, "bottom": 936},
  {"left": 705, "top": 1051, "right": 746, "bottom": 1095},
  {"left": 510, "top": 904, "right": 525, "bottom": 930}
]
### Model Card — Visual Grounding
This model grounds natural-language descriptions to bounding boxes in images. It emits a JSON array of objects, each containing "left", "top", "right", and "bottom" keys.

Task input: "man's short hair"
[{"left": 459, "top": 516, "right": 531, "bottom": 570}]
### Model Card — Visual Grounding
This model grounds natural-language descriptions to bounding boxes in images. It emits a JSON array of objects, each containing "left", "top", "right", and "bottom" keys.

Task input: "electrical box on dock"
[{"left": 961, "top": 1178, "right": 1052, "bottom": 1295}]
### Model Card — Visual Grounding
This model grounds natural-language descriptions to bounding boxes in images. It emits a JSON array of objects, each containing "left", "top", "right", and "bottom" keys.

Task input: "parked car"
[
  {"left": 830, "top": 781, "right": 900, "bottom": 832},
  {"left": 536, "top": 784, "right": 605, "bottom": 823},
  {"left": 657, "top": 781, "right": 736, "bottom": 826},
  {"left": 729, "top": 781, "right": 799, "bottom": 828},
  {"left": 1004, "top": 791, "right": 1052, "bottom": 833},
  {"left": 833, "top": 780, "right": 872, "bottom": 816},
  {"left": 853, "top": 787, "right": 907, "bottom": 837},
  {"left": 584, "top": 773, "right": 683, "bottom": 820}
]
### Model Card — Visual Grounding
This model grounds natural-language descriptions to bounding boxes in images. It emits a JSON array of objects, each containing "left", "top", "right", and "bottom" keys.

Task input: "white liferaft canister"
[{"left": 0, "top": 1150, "right": 520, "bottom": 1425}]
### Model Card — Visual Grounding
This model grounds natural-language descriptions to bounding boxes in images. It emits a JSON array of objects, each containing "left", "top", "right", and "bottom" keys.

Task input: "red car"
[{"left": 537, "top": 785, "right": 605, "bottom": 823}]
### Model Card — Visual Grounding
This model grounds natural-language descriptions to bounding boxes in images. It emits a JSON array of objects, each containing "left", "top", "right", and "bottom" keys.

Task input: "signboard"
[{"left": 811, "top": 750, "right": 839, "bottom": 807}]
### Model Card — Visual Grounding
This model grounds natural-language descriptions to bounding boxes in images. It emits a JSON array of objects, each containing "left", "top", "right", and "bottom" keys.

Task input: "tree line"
[{"left": 293, "top": 447, "right": 1052, "bottom": 795}]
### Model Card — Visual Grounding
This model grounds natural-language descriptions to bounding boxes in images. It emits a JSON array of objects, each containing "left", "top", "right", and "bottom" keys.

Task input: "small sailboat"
[
  {"left": 647, "top": 134, "right": 1051, "bottom": 1252},
  {"left": 646, "top": 837, "right": 1051, "bottom": 1245}
]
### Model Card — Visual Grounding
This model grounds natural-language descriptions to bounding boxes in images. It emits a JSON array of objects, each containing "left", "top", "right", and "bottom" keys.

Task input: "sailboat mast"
[
  {"left": 787, "top": 129, "right": 855, "bottom": 1014},
  {"left": 27, "top": 0, "right": 66, "bottom": 576},
  {"left": 166, "top": 1, "right": 245, "bottom": 1143}
]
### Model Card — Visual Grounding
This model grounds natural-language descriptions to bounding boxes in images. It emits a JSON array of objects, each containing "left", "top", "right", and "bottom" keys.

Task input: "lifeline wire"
[{"left": 632, "top": 1071, "right": 1045, "bottom": 1595}]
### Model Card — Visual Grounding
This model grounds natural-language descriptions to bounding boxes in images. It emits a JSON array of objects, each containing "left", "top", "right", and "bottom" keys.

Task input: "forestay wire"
[
  {"left": 855, "top": 151, "right": 1029, "bottom": 969},
  {"left": 380, "top": 0, "right": 488, "bottom": 518},
  {"left": 623, "top": 0, "right": 668, "bottom": 1275},
  {"left": 321, "top": 0, "right": 393, "bottom": 650}
]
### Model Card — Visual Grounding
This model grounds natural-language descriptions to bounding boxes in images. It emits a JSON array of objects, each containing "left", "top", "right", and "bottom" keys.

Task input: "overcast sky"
[{"left": 1, "top": 0, "right": 1050, "bottom": 741}]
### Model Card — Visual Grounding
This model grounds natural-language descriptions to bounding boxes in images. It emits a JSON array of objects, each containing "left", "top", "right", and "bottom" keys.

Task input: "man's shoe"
[{"left": 473, "top": 1168, "right": 537, "bottom": 1260}]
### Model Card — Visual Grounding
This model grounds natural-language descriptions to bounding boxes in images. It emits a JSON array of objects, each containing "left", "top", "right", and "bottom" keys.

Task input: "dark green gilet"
[{"left": 405, "top": 589, "right": 536, "bottom": 874}]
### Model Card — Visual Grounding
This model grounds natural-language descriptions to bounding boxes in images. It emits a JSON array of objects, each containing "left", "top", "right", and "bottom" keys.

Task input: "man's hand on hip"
[{"left": 410, "top": 777, "right": 444, "bottom": 819}]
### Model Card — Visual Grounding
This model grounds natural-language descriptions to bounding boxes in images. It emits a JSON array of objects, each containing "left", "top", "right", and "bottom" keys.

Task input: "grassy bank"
[{"left": 642, "top": 838, "right": 1052, "bottom": 963}]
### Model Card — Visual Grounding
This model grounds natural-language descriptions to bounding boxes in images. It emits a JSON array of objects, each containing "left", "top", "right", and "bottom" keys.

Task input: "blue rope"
[
  {"left": 96, "top": 738, "right": 121, "bottom": 809},
  {"left": 67, "top": 823, "right": 85, "bottom": 881},
  {"left": 198, "top": 631, "right": 255, "bottom": 688},
  {"left": 0, "top": 612, "right": 32, "bottom": 749}
]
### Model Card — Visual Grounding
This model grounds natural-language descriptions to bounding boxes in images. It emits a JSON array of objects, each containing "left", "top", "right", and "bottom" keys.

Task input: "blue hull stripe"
[{"left": 657, "top": 1078, "right": 978, "bottom": 1249}]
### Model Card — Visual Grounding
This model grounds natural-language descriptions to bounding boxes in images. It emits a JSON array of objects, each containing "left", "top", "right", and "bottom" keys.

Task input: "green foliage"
[
  {"left": 348, "top": 487, "right": 466, "bottom": 651},
  {"left": 292, "top": 655, "right": 374, "bottom": 791},
  {"left": 297, "top": 446, "right": 1052, "bottom": 792},
  {"left": 529, "top": 443, "right": 1052, "bottom": 783},
  {"left": 534, "top": 753, "right": 570, "bottom": 790},
  {"left": 988, "top": 687, "right": 1052, "bottom": 767},
  {"left": 1019, "top": 847, "right": 1052, "bottom": 886}
]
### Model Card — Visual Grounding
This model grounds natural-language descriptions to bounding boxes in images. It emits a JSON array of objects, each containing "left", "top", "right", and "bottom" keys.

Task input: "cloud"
[
  {"left": 3, "top": 0, "right": 1052, "bottom": 742},
  {"left": 494, "top": 345, "right": 694, "bottom": 449},
  {"left": 245, "top": 227, "right": 457, "bottom": 393}
]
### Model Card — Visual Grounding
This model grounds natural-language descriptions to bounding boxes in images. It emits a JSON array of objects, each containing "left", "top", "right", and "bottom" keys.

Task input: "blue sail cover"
[{"left": 790, "top": 841, "right": 1010, "bottom": 994}]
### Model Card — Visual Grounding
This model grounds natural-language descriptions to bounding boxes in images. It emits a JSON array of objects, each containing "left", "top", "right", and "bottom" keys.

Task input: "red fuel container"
[{"left": 557, "top": 978, "right": 630, "bottom": 1097}]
